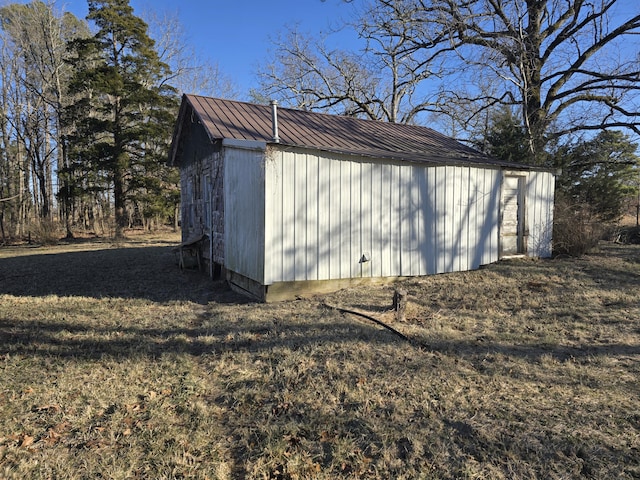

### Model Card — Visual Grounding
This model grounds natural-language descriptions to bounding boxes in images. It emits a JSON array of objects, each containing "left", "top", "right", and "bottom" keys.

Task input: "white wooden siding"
[
  {"left": 263, "top": 149, "right": 510, "bottom": 284},
  {"left": 224, "top": 147, "right": 266, "bottom": 283},
  {"left": 526, "top": 170, "right": 555, "bottom": 258}
]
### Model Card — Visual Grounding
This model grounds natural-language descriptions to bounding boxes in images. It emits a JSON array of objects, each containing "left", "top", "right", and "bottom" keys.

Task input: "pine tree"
[
  {"left": 556, "top": 131, "right": 639, "bottom": 223},
  {"left": 474, "top": 107, "right": 533, "bottom": 164},
  {"left": 65, "top": 0, "right": 177, "bottom": 238}
]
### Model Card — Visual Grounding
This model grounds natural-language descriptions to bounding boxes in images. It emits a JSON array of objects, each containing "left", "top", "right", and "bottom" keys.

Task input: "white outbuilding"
[{"left": 169, "top": 95, "right": 555, "bottom": 301}]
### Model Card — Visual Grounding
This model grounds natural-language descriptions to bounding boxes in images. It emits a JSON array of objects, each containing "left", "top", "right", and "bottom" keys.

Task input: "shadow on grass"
[
  {"left": 0, "top": 314, "right": 405, "bottom": 359},
  {"left": 0, "top": 243, "right": 232, "bottom": 303},
  {"left": 2, "top": 306, "right": 639, "bottom": 363},
  {"left": 1, "top": 241, "right": 639, "bottom": 363},
  {"left": 492, "top": 243, "right": 640, "bottom": 293},
  {"left": 428, "top": 337, "right": 640, "bottom": 364},
  {"left": 0, "top": 242, "right": 413, "bottom": 360}
]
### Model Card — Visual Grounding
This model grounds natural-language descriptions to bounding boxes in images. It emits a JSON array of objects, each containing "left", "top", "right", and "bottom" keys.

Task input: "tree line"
[
  {"left": 0, "top": 0, "right": 234, "bottom": 242},
  {"left": 1, "top": 0, "right": 638, "bottom": 249},
  {"left": 0, "top": 0, "right": 165, "bottom": 240}
]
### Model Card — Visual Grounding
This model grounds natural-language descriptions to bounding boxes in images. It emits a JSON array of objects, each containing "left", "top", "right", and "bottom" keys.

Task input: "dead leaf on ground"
[
  {"left": 126, "top": 403, "right": 142, "bottom": 412},
  {"left": 32, "top": 404, "right": 62, "bottom": 413},
  {"left": 44, "top": 430, "right": 61, "bottom": 446},
  {"left": 82, "top": 439, "right": 109, "bottom": 450},
  {"left": 19, "top": 434, "right": 35, "bottom": 448}
]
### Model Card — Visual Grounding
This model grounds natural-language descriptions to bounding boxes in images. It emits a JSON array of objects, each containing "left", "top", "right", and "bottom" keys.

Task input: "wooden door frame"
[{"left": 500, "top": 172, "right": 528, "bottom": 257}]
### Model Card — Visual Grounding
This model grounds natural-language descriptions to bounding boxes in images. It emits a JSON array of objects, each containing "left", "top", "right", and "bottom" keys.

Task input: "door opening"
[{"left": 501, "top": 175, "right": 525, "bottom": 256}]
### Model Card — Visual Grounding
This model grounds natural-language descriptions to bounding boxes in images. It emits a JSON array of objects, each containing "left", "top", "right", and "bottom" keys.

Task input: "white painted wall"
[
  {"left": 526, "top": 170, "right": 556, "bottom": 258},
  {"left": 262, "top": 148, "right": 516, "bottom": 285},
  {"left": 221, "top": 145, "right": 555, "bottom": 285},
  {"left": 224, "top": 146, "right": 266, "bottom": 283}
]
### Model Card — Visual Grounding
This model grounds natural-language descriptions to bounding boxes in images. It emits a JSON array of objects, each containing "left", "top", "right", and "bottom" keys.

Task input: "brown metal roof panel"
[
  {"left": 230, "top": 100, "right": 273, "bottom": 141},
  {"left": 282, "top": 109, "right": 375, "bottom": 152},
  {"left": 188, "top": 95, "right": 258, "bottom": 141},
  {"left": 212, "top": 97, "right": 264, "bottom": 141},
  {"left": 191, "top": 96, "right": 231, "bottom": 139},
  {"left": 186, "top": 95, "right": 216, "bottom": 137},
  {"left": 277, "top": 108, "right": 330, "bottom": 146},
  {"left": 236, "top": 101, "right": 273, "bottom": 140},
  {"left": 181, "top": 95, "right": 529, "bottom": 169}
]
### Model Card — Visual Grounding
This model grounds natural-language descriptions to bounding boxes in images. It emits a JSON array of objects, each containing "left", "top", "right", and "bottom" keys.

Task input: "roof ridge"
[{"left": 176, "top": 94, "right": 544, "bottom": 170}]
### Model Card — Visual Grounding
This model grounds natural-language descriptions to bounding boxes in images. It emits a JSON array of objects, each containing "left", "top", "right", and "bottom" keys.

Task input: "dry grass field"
[{"left": 0, "top": 233, "right": 639, "bottom": 479}]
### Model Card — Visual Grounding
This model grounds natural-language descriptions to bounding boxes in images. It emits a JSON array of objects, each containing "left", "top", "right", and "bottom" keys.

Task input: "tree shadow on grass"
[
  {"left": 0, "top": 242, "right": 411, "bottom": 360},
  {"left": 2, "top": 240, "right": 639, "bottom": 363},
  {"left": 0, "top": 243, "right": 231, "bottom": 303},
  {"left": 0, "top": 312, "right": 405, "bottom": 360}
]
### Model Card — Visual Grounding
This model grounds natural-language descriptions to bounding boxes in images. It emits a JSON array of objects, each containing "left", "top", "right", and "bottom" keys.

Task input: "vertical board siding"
[
  {"left": 317, "top": 157, "right": 331, "bottom": 280},
  {"left": 371, "top": 163, "right": 383, "bottom": 278},
  {"left": 328, "top": 157, "right": 341, "bottom": 279},
  {"left": 306, "top": 154, "right": 320, "bottom": 280},
  {"left": 339, "top": 161, "right": 352, "bottom": 278},
  {"left": 416, "top": 168, "right": 429, "bottom": 275},
  {"left": 380, "top": 163, "right": 393, "bottom": 277},
  {"left": 360, "top": 162, "right": 373, "bottom": 278},
  {"left": 391, "top": 164, "right": 402, "bottom": 275},
  {"left": 263, "top": 149, "right": 513, "bottom": 284},
  {"left": 479, "top": 168, "right": 501, "bottom": 267},
  {"left": 224, "top": 147, "right": 265, "bottom": 283},
  {"left": 294, "top": 154, "right": 307, "bottom": 281},
  {"left": 350, "top": 161, "right": 361, "bottom": 278},
  {"left": 444, "top": 166, "right": 456, "bottom": 272},
  {"left": 526, "top": 171, "right": 555, "bottom": 258},
  {"left": 467, "top": 168, "right": 478, "bottom": 269},
  {"left": 264, "top": 152, "right": 279, "bottom": 283},
  {"left": 180, "top": 152, "right": 225, "bottom": 265}
]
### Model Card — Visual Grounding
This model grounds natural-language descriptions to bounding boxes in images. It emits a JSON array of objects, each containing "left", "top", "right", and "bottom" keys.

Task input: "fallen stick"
[{"left": 322, "top": 301, "right": 410, "bottom": 342}]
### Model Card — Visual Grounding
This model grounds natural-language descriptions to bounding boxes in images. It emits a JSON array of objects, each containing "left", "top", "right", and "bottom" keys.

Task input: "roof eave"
[
  {"left": 168, "top": 94, "right": 222, "bottom": 166},
  {"left": 266, "top": 141, "right": 551, "bottom": 171}
]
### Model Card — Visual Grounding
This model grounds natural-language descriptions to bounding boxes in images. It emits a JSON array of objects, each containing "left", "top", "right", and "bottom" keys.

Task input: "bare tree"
[
  {"left": 263, "top": 0, "right": 638, "bottom": 163},
  {"left": 144, "top": 9, "right": 238, "bottom": 98},
  {"left": 257, "top": 1, "right": 450, "bottom": 123},
  {"left": 405, "top": 0, "right": 640, "bottom": 164},
  {"left": 0, "top": 21, "right": 26, "bottom": 240},
  {"left": 0, "top": 1, "right": 88, "bottom": 239}
]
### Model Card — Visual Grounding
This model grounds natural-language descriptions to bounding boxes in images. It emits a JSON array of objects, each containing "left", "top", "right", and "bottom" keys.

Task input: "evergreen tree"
[
  {"left": 555, "top": 131, "right": 639, "bottom": 223},
  {"left": 65, "top": 0, "right": 177, "bottom": 238},
  {"left": 474, "top": 107, "right": 532, "bottom": 164}
]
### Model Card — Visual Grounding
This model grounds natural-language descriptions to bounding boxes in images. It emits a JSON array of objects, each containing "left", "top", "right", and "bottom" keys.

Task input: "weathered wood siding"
[
  {"left": 177, "top": 117, "right": 225, "bottom": 266},
  {"left": 224, "top": 146, "right": 266, "bottom": 283},
  {"left": 263, "top": 148, "right": 506, "bottom": 284}
]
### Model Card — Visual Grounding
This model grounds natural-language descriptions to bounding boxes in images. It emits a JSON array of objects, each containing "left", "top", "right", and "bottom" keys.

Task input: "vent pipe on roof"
[{"left": 271, "top": 100, "right": 280, "bottom": 143}]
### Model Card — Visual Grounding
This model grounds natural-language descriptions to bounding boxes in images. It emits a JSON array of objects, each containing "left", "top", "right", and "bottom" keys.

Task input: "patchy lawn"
[{"left": 1, "top": 236, "right": 639, "bottom": 479}]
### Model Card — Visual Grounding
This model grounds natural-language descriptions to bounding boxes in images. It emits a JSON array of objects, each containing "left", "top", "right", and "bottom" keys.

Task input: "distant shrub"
[
  {"left": 553, "top": 194, "right": 605, "bottom": 256},
  {"left": 29, "top": 219, "right": 62, "bottom": 245}
]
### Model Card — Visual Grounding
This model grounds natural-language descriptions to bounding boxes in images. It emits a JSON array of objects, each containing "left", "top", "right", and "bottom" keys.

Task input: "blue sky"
[
  {"left": 55, "top": 0, "right": 359, "bottom": 95},
  {"left": 7, "top": 0, "right": 638, "bottom": 128}
]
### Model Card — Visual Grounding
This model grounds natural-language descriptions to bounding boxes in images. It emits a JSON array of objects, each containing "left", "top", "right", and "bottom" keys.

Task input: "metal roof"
[{"left": 170, "top": 94, "right": 533, "bottom": 169}]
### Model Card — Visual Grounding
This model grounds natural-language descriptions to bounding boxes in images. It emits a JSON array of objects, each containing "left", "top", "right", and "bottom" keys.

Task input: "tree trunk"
[
  {"left": 173, "top": 204, "right": 179, "bottom": 231},
  {"left": 523, "top": 0, "right": 547, "bottom": 166},
  {"left": 113, "top": 166, "right": 126, "bottom": 238}
]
